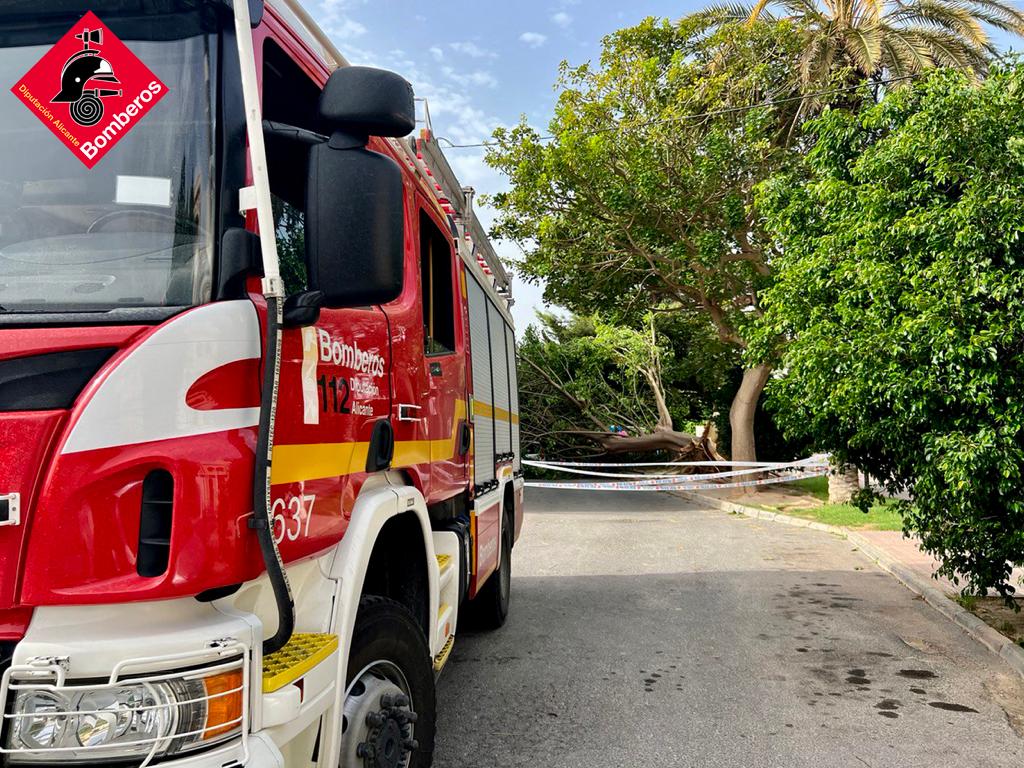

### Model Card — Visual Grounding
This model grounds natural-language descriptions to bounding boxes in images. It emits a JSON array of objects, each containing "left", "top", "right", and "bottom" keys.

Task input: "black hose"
[{"left": 249, "top": 294, "right": 295, "bottom": 656}]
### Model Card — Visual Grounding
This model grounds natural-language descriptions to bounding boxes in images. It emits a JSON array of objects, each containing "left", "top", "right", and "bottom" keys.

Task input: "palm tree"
[{"left": 695, "top": 0, "right": 1024, "bottom": 88}]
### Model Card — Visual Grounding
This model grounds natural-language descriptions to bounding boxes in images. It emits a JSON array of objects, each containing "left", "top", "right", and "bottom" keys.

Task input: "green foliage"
[
  {"left": 518, "top": 310, "right": 734, "bottom": 458},
  {"left": 486, "top": 18, "right": 807, "bottom": 348},
  {"left": 757, "top": 62, "right": 1024, "bottom": 596}
]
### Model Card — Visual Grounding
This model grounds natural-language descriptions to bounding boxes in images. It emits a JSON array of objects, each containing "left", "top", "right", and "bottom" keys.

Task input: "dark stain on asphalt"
[
  {"left": 909, "top": 687, "right": 927, "bottom": 695},
  {"left": 875, "top": 699, "right": 900, "bottom": 711},
  {"left": 928, "top": 702, "right": 978, "bottom": 713},
  {"left": 846, "top": 668, "right": 871, "bottom": 685},
  {"left": 897, "top": 669, "right": 937, "bottom": 680},
  {"left": 878, "top": 711, "right": 899, "bottom": 719}
]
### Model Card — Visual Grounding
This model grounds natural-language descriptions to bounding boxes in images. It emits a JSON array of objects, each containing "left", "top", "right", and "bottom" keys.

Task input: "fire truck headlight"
[
  {"left": 12, "top": 691, "right": 68, "bottom": 750},
  {"left": 4, "top": 666, "right": 244, "bottom": 763}
]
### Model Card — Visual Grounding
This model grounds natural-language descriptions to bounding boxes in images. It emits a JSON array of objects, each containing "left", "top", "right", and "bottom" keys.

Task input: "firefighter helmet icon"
[{"left": 52, "top": 27, "right": 122, "bottom": 127}]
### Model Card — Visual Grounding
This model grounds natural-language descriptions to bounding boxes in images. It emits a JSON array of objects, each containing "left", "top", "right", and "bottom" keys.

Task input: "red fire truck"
[{"left": 0, "top": 1, "right": 523, "bottom": 766}]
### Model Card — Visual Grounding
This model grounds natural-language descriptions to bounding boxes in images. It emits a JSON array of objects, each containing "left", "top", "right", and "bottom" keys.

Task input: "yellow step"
[
  {"left": 262, "top": 633, "right": 338, "bottom": 693},
  {"left": 433, "top": 634, "right": 455, "bottom": 672},
  {"left": 436, "top": 554, "right": 453, "bottom": 573}
]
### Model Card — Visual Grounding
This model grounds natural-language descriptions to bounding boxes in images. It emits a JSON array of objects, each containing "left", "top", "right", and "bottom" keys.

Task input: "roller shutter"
[
  {"left": 467, "top": 276, "right": 495, "bottom": 485},
  {"left": 489, "top": 302, "right": 512, "bottom": 457},
  {"left": 504, "top": 323, "right": 520, "bottom": 471}
]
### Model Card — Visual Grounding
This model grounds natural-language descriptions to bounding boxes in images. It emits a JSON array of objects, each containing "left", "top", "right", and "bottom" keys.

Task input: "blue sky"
[
  {"left": 304, "top": 0, "right": 707, "bottom": 331},
  {"left": 304, "top": 0, "right": 1022, "bottom": 331}
]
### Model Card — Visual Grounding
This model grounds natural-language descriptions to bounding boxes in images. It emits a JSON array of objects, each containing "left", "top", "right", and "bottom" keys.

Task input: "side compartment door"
[{"left": 466, "top": 274, "right": 495, "bottom": 491}]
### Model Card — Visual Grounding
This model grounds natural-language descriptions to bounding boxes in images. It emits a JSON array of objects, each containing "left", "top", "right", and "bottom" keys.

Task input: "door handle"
[
  {"left": 429, "top": 361, "right": 443, "bottom": 377},
  {"left": 397, "top": 404, "right": 422, "bottom": 422}
]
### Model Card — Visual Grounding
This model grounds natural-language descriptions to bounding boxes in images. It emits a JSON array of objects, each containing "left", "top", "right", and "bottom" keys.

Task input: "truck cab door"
[
  {"left": 379, "top": 190, "right": 432, "bottom": 497},
  {"left": 259, "top": 37, "right": 393, "bottom": 555},
  {"left": 418, "top": 207, "right": 469, "bottom": 497}
]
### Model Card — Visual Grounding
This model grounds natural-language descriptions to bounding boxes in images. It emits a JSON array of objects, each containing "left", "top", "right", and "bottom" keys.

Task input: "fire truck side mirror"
[
  {"left": 304, "top": 67, "right": 414, "bottom": 308},
  {"left": 318, "top": 66, "right": 415, "bottom": 140},
  {"left": 305, "top": 143, "right": 405, "bottom": 307}
]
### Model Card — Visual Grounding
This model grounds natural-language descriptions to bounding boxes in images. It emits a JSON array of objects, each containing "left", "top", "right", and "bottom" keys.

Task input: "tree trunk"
[
  {"left": 828, "top": 464, "right": 860, "bottom": 504},
  {"left": 571, "top": 428, "right": 726, "bottom": 461},
  {"left": 729, "top": 364, "right": 771, "bottom": 463}
]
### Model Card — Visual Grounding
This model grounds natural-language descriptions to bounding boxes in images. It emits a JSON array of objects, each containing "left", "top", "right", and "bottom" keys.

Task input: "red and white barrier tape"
[
  {"left": 523, "top": 458, "right": 825, "bottom": 468},
  {"left": 524, "top": 466, "right": 829, "bottom": 492},
  {"left": 522, "top": 456, "right": 826, "bottom": 481}
]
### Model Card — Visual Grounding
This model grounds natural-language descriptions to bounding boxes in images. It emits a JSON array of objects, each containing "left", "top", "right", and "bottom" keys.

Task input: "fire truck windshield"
[{"left": 0, "top": 32, "right": 216, "bottom": 315}]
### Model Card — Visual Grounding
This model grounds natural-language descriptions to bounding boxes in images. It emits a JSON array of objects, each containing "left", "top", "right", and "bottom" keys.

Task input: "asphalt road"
[{"left": 435, "top": 488, "right": 1024, "bottom": 768}]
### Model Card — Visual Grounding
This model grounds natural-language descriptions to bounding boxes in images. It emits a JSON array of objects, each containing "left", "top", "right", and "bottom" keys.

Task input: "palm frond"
[
  {"left": 962, "top": 0, "right": 1024, "bottom": 34},
  {"left": 903, "top": 25, "right": 989, "bottom": 73},
  {"left": 883, "top": 28, "right": 937, "bottom": 74},
  {"left": 801, "top": 34, "right": 839, "bottom": 86},
  {"left": 881, "top": 40, "right": 910, "bottom": 80},
  {"left": 686, "top": 2, "right": 771, "bottom": 33},
  {"left": 745, "top": 0, "right": 776, "bottom": 25},
  {"left": 843, "top": 24, "right": 885, "bottom": 75},
  {"left": 894, "top": 0, "right": 991, "bottom": 50}
]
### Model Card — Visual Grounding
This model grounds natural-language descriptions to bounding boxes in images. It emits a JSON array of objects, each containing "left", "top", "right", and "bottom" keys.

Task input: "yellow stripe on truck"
[
  {"left": 473, "top": 400, "right": 519, "bottom": 425},
  {"left": 271, "top": 401, "right": 467, "bottom": 485}
]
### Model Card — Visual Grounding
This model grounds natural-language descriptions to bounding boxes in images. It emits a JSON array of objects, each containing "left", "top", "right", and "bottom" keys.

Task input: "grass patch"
[
  {"left": 787, "top": 475, "right": 829, "bottom": 502},
  {"left": 957, "top": 593, "right": 979, "bottom": 612},
  {"left": 782, "top": 501, "right": 903, "bottom": 531}
]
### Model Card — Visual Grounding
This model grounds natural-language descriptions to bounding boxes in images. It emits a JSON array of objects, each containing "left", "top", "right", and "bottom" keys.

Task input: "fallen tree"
[{"left": 518, "top": 311, "right": 732, "bottom": 463}]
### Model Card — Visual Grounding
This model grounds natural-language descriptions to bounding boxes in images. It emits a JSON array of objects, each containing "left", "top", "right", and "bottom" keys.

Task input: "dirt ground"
[
  {"left": 702, "top": 484, "right": 825, "bottom": 512},
  {"left": 964, "top": 597, "right": 1024, "bottom": 648}
]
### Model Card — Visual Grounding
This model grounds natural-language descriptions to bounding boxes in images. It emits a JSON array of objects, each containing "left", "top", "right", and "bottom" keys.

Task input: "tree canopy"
[
  {"left": 518, "top": 310, "right": 734, "bottom": 459},
  {"left": 487, "top": 18, "right": 808, "bottom": 460},
  {"left": 756, "top": 62, "right": 1024, "bottom": 596}
]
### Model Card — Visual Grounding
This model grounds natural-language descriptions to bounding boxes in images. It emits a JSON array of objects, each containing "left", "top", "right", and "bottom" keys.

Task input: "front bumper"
[{"left": 140, "top": 732, "right": 283, "bottom": 768}]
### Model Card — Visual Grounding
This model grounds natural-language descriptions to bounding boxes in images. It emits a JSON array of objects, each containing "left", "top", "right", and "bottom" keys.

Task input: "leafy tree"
[
  {"left": 756, "top": 63, "right": 1024, "bottom": 597},
  {"left": 487, "top": 18, "right": 807, "bottom": 461},
  {"left": 699, "top": 0, "right": 1024, "bottom": 90},
  {"left": 519, "top": 310, "right": 733, "bottom": 459}
]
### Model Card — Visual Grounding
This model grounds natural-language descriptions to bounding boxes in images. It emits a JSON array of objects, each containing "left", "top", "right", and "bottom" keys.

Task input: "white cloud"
[
  {"left": 519, "top": 32, "right": 547, "bottom": 48},
  {"left": 318, "top": 0, "right": 367, "bottom": 39},
  {"left": 329, "top": 17, "right": 366, "bottom": 39},
  {"left": 428, "top": 46, "right": 444, "bottom": 61},
  {"left": 551, "top": 11, "right": 572, "bottom": 28},
  {"left": 442, "top": 66, "right": 498, "bottom": 89},
  {"left": 449, "top": 41, "right": 498, "bottom": 59}
]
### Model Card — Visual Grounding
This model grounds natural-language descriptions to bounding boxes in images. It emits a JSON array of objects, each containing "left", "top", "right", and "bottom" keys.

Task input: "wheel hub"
[{"left": 342, "top": 665, "right": 418, "bottom": 768}]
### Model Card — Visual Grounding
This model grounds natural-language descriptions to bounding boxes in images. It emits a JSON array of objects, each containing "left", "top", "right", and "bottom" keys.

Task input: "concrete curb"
[{"left": 677, "top": 491, "right": 1024, "bottom": 682}]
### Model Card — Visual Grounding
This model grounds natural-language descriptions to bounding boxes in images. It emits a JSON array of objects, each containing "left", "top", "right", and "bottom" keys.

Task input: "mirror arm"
[
  {"left": 328, "top": 131, "right": 369, "bottom": 150},
  {"left": 263, "top": 119, "right": 328, "bottom": 146}
]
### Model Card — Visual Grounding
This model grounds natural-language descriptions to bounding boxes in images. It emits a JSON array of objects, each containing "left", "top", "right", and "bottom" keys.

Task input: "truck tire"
[
  {"left": 341, "top": 596, "right": 436, "bottom": 768},
  {"left": 468, "top": 512, "right": 512, "bottom": 630}
]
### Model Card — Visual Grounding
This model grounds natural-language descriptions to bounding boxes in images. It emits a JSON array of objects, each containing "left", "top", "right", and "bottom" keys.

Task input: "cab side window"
[
  {"left": 420, "top": 210, "right": 457, "bottom": 355},
  {"left": 262, "top": 40, "right": 322, "bottom": 296}
]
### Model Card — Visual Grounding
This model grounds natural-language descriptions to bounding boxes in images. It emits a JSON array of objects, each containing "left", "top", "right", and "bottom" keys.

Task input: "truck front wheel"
[{"left": 341, "top": 596, "right": 436, "bottom": 768}]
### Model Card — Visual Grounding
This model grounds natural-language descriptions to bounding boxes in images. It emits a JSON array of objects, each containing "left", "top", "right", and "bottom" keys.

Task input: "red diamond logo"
[{"left": 9, "top": 11, "right": 169, "bottom": 169}]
